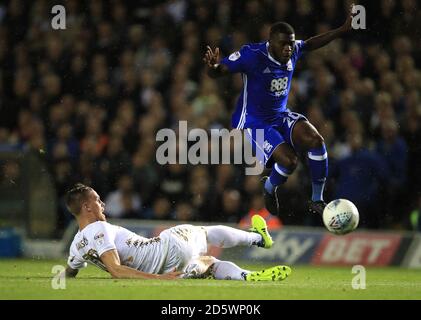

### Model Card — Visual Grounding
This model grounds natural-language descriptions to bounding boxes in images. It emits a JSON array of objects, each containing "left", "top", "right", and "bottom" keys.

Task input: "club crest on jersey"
[
  {"left": 229, "top": 51, "right": 241, "bottom": 61},
  {"left": 94, "top": 233, "right": 104, "bottom": 240},
  {"left": 263, "top": 140, "right": 273, "bottom": 153},
  {"left": 94, "top": 232, "right": 105, "bottom": 246}
]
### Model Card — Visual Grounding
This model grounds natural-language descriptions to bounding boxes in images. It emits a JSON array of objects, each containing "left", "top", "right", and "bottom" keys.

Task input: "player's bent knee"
[
  {"left": 183, "top": 256, "right": 217, "bottom": 278},
  {"left": 275, "top": 154, "right": 297, "bottom": 172},
  {"left": 287, "top": 154, "right": 298, "bottom": 171},
  {"left": 294, "top": 121, "right": 325, "bottom": 150},
  {"left": 271, "top": 145, "right": 297, "bottom": 172},
  {"left": 309, "top": 132, "right": 325, "bottom": 149}
]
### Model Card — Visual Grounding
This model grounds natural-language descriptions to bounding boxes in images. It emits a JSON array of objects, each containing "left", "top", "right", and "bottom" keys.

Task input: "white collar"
[{"left": 266, "top": 41, "right": 282, "bottom": 66}]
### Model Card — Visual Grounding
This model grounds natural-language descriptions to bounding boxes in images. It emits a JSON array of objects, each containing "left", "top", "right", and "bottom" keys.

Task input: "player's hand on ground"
[
  {"left": 203, "top": 45, "right": 220, "bottom": 68},
  {"left": 159, "top": 270, "right": 184, "bottom": 280}
]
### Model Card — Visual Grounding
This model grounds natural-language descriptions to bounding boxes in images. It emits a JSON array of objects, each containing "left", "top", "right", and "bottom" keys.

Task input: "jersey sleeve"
[
  {"left": 67, "top": 246, "right": 88, "bottom": 270},
  {"left": 292, "top": 40, "right": 306, "bottom": 62},
  {"left": 89, "top": 222, "right": 117, "bottom": 257},
  {"left": 220, "top": 45, "right": 253, "bottom": 73}
]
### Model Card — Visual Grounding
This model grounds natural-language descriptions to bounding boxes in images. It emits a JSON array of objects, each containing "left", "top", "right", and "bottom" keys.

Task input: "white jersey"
[{"left": 67, "top": 221, "right": 208, "bottom": 274}]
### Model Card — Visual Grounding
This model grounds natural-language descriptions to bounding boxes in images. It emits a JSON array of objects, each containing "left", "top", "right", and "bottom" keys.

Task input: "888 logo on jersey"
[{"left": 270, "top": 77, "right": 288, "bottom": 97}]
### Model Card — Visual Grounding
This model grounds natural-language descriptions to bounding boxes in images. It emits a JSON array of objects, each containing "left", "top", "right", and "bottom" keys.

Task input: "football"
[{"left": 322, "top": 199, "right": 359, "bottom": 235}]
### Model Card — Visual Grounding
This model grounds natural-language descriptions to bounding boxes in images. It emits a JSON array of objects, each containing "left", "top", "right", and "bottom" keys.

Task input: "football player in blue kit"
[{"left": 203, "top": 6, "right": 354, "bottom": 217}]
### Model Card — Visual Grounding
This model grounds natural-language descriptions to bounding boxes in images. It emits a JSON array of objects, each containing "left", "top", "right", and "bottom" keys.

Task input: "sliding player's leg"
[
  {"left": 204, "top": 214, "right": 273, "bottom": 249},
  {"left": 182, "top": 256, "right": 291, "bottom": 281},
  {"left": 244, "top": 265, "right": 292, "bottom": 281},
  {"left": 162, "top": 219, "right": 272, "bottom": 276},
  {"left": 212, "top": 260, "right": 291, "bottom": 281}
]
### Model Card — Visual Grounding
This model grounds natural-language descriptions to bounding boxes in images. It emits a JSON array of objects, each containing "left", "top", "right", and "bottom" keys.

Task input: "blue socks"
[
  {"left": 264, "top": 163, "right": 291, "bottom": 195},
  {"left": 308, "top": 144, "right": 328, "bottom": 202},
  {"left": 264, "top": 144, "right": 328, "bottom": 201}
]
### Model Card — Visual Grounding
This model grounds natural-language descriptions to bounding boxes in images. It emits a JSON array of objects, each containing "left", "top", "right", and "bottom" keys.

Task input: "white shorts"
[{"left": 160, "top": 224, "right": 209, "bottom": 273}]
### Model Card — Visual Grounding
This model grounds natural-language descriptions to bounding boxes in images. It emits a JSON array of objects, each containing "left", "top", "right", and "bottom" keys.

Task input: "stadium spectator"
[
  {"left": 188, "top": 165, "right": 213, "bottom": 221},
  {"left": 173, "top": 201, "right": 196, "bottom": 221},
  {"left": 330, "top": 131, "right": 389, "bottom": 228},
  {"left": 376, "top": 119, "right": 408, "bottom": 225},
  {"left": 239, "top": 194, "right": 283, "bottom": 230},
  {"left": 131, "top": 140, "right": 161, "bottom": 206},
  {"left": 402, "top": 106, "right": 421, "bottom": 194},
  {"left": 216, "top": 189, "right": 243, "bottom": 223},
  {"left": 143, "top": 196, "right": 172, "bottom": 220},
  {"left": 104, "top": 174, "right": 142, "bottom": 219},
  {"left": 158, "top": 163, "right": 189, "bottom": 207}
]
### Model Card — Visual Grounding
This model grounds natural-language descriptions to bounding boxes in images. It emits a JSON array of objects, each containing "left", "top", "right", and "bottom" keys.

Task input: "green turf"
[{"left": 0, "top": 259, "right": 420, "bottom": 300}]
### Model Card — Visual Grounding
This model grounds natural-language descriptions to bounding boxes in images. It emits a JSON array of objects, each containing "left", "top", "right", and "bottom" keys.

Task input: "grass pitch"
[{"left": 0, "top": 259, "right": 420, "bottom": 300}]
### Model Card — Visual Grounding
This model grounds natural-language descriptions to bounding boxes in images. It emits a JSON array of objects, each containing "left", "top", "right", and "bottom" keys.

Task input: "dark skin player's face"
[{"left": 269, "top": 33, "right": 295, "bottom": 64}]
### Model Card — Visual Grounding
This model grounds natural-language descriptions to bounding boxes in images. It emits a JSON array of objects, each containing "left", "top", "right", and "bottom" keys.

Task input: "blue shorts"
[{"left": 244, "top": 111, "right": 308, "bottom": 168}]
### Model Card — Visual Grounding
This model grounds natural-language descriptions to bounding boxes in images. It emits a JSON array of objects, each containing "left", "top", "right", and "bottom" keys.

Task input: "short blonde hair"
[{"left": 65, "top": 183, "right": 93, "bottom": 216}]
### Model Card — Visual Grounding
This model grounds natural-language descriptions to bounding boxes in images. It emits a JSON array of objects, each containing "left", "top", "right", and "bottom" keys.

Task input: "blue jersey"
[{"left": 221, "top": 41, "right": 306, "bottom": 129}]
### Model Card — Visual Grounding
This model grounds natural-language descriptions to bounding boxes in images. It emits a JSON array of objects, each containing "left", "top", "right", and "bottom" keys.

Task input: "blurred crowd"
[{"left": 0, "top": 0, "right": 420, "bottom": 233}]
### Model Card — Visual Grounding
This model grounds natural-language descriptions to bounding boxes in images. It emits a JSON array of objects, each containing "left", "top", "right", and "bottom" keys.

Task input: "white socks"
[
  {"left": 211, "top": 260, "right": 250, "bottom": 280},
  {"left": 204, "top": 225, "right": 262, "bottom": 248},
  {"left": 202, "top": 226, "right": 262, "bottom": 280}
]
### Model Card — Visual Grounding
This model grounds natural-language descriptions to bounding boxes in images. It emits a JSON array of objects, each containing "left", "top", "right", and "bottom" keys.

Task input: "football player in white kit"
[{"left": 63, "top": 184, "right": 291, "bottom": 281}]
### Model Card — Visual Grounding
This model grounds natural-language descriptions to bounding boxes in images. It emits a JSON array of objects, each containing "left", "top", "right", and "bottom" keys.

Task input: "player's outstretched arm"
[
  {"left": 100, "top": 249, "right": 182, "bottom": 280},
  {"left": 203, "top": 45, "right": 230, "bottom": 78},
  {"left": 304, "top": 3, "right": 354, "bottom": 51}
]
